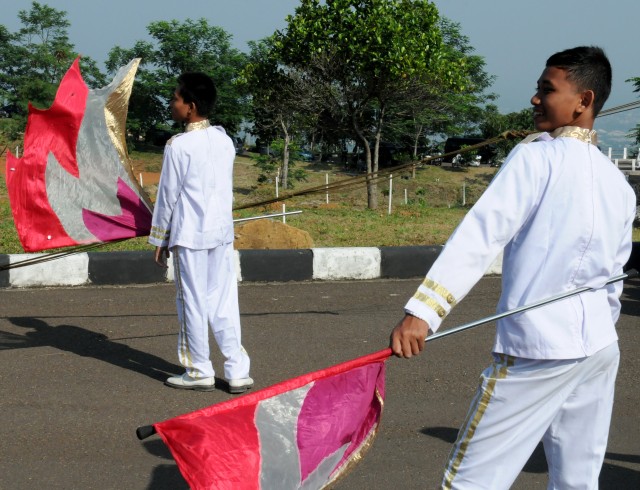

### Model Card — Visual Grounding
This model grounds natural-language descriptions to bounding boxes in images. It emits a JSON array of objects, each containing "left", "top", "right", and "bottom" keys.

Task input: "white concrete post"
[
  {"left": 388, "top": 174, "right": 393, "bottom": 215},
  {"left": 462, "top": 181, "right": 466, "bottom": 206},
  {"left": 325, "top": 173, "right": 329, "bottom": 204},
  {"left": 282, "top": 203, "right": 286, "bottom": 224},
  {"left": 624, "top": 148, "right": 628, "bottom": 159},
  {"left": 404, "top": 188, "right": 408, "bottom": 205},
  {"left": 608, "top": 148, "right": 612, "bottom": 159}
]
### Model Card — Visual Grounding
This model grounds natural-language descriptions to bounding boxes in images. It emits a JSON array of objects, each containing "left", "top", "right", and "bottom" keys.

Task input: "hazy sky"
[{"left": 4, "top": 0, "right": 640, "bottom": 148}]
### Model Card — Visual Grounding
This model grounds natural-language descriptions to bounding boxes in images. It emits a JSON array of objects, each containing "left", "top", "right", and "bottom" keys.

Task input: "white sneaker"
[
  {"left": 165, "top": 373, "right": 215, "bottom": 392},
  {"left": 228, "top": 377, "right": 254, "bottom": 394}
]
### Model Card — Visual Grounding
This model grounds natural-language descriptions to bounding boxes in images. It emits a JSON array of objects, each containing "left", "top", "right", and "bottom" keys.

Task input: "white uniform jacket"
[
  {"left": 405, "top": 127, "right": 636, "bottom": 359},
  {"left": 149, "top": 123, "right": 235, "bottom": 250}
]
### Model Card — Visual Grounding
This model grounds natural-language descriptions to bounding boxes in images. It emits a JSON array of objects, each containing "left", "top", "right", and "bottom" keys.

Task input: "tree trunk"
[
  {"left": 370, "top": 105, "right": 386, "bottom": 209},
  {"left": 412, "top": 122, "right": 422, "bottom": 159},
  {"left": 281, "top": 120, "right": 290, "bottom": 190},
  {"left": 364, "top": 140, "right": 377, "bottom": 209},
  {"left": 353, "top": 111, "right": 377, "bottom": 209}
]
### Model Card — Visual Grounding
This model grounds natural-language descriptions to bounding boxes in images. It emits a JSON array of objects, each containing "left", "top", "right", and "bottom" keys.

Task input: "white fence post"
[
  {"left": 404, "top": 188, "right": 408, "bottom": 205},
  {"left": 388, "top": 173, "right": 393, "bottom": 215},
  {"left": 462, "top": 181, "right": 466, "bottom": 206},
  {"left": 624, "top": 148, "right": 628, "bottom": 159},
  {"left": 608, "top": 148, "right": 612, "bottom": 160},
  {"left": 282, "top": 203, "right": 286, "bottom": 224},
  {"left": 325, "top": 173, "right": 329, "bottom": 204}
]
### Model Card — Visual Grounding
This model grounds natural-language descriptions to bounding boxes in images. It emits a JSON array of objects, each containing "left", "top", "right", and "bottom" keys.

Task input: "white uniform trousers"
[
  {"left": 442, "top": 342, "right": 619, "bottom": 490},
  {"left": 172, "top": 243, "right": 250, "bottom": 380}
]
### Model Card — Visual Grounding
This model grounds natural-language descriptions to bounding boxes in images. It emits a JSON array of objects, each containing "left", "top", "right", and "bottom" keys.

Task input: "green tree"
[
  {"left": 479, "top": 105, "right": 534, "bottom": 160},
  {"left": 242, "top": 37, "right": 320, "bottom": 189},
  {"left": 385, "top": 17, "right": 496, "bottom": 159},
  {"left": 627, "top": 76, "right": 640, "bottom": 144},
  {"left": 0, "top": 1, "right": 105, "bottom": 145},
  {"left": 274, "top": 0, "right": 467, "bottom": 209},
  {"left": 432, "top": 18, "right": 496, "bottom": 136},
  {"left": 252, "top": 138, "right": 308, "bottom": 189},
  {"left": 106, "top": 18, "right": 249, "bottom": 143}
]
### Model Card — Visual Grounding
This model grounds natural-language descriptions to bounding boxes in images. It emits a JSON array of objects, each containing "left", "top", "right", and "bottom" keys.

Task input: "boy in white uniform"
[
  {"left": 390, "top": 46, "right": 636, "bottom": 488},
  {"left": 149, "top": 72, "right": 252, "bottom": 394}
]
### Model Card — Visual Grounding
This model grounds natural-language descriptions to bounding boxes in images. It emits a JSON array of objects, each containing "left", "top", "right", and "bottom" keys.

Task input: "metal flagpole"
[
  {"left": 426, "top": 269, "right": 638, "bottom": 342},
  {"left": 233, "top": 210, "right": 302, "bottom": 223},
  {"left": 137, "top": 270, "right": 638, "bottom": 441}
]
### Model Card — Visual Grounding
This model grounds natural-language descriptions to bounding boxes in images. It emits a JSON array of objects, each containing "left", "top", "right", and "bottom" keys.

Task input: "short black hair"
[
  {"left": 176, "top": 72, "right": 217, "bottom": 117},
  {"left": 546, "top": 46, "right": 612, "bottom": 117}
]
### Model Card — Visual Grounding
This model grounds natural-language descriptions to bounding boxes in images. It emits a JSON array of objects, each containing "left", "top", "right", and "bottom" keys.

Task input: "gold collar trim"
[
  {"left": 550, "top": 126, "right": 597, "bottom": 145},
  {"left": 185, "top": 120, "right": 211, "bottom": 132}
]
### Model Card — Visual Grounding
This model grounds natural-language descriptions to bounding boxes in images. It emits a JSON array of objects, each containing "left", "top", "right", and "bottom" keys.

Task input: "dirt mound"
[
  {"left": 234, "top": 219, "right": 314, "bottom": 249},
  {"left": 134, "top": 171, "right": 313, "bottom": 248}
]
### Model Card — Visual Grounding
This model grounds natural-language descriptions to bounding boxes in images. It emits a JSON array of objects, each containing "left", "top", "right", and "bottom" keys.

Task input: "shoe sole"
[
  {"left": 164, "top": 381, "right": 216, "bottom": 392},
  {"left": 228, "top": 383, "right": 254, "bottom": 394}
]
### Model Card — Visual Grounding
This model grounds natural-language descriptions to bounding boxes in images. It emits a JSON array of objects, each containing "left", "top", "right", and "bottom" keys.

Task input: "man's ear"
[{"left": 578, "top": 90, "right": 595, "bottom": 112}]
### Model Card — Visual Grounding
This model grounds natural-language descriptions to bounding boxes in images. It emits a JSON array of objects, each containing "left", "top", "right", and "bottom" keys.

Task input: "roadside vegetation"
[
  {"left": 1, "top": 150, "right": 495, "bottom": 254},
  {"left": 3, "top": 150, "right": 638, "bottom": 255}
]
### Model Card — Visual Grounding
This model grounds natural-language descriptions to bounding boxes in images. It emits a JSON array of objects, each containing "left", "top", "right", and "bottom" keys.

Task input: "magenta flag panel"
[{"left": 153, "top": 348, "right": 391, "bottom": 490}]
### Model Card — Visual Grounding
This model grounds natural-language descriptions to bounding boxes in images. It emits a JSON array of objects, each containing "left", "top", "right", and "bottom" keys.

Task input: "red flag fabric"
[
  {"left": 5, "top": 58, "right": 151, "bottom": 252},
  {"left": 153, "top": 348, "right": 391, "bottom": 490}
]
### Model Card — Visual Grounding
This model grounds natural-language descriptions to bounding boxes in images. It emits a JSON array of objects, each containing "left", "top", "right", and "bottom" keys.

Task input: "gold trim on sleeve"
[
  {"left": 412, "top": 291, "right": 447, "bottom": 318},
  {"left": 420, "top": 278, "right": 457, "bottom": 306},
  {"left": 150, "top": 225, "right": 170, "bottom": 241}
]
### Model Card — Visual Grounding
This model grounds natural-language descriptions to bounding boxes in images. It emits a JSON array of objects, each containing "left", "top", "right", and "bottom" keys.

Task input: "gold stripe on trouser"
[
  {"left": 173, "top": 248, "right": 194, "bottom": 375},
  {"left": 442, "top": 354, "right": 515, "bottom": 489}
]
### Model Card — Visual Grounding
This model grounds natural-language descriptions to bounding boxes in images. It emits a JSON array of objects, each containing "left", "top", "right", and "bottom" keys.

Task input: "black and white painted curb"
[
  {"left": 0, "top": 246, "right": 482, "bottom": 288},
  {"left": 1, "top": 243, "right": 638, "bottom": 289}
]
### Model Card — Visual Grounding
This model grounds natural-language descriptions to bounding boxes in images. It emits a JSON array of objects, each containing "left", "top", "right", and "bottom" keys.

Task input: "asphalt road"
[{"left": 1, "top": 277, "right": 639, "bottom": 489}]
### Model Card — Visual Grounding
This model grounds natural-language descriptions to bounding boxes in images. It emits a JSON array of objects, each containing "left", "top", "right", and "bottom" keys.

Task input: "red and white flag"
[
  {"left": 152, "top": 348, "right": 390, "bottom": 490},
  {"left": 6, "top": 58, "right": 152, "bottom": 252}
]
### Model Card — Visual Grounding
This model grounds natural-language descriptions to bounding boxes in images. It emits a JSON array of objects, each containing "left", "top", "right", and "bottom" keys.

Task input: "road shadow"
[
  {"left": 420, "top": 426, "right": 639, "bottom": 486},
  {"left": 142, "top": 439, "right": 189, "bottom": 489},
  {"left": 621, "top": 278, "right": 640, "bottom": 317},
  {"left": 2, "top": 316, "right": 181, "bottom": 382}
]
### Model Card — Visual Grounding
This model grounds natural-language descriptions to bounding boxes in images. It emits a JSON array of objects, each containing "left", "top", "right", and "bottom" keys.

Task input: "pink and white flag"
[{"left": 152, "top": 348, "right": 390, "bottom": 490}]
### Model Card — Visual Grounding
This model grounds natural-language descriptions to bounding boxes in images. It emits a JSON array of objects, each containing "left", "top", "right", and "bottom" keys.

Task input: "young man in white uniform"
[
  {"left": 149, "top": 72, "right": 252, "bottom": 394},
  {"left": 390, "top": 46, "right": 636, "bottom": 489}
]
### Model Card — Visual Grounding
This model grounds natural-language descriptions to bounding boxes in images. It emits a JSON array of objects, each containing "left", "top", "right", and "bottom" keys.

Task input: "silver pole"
[{"left": 427, "top": 270, "right": 638, "bottom": 342}]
